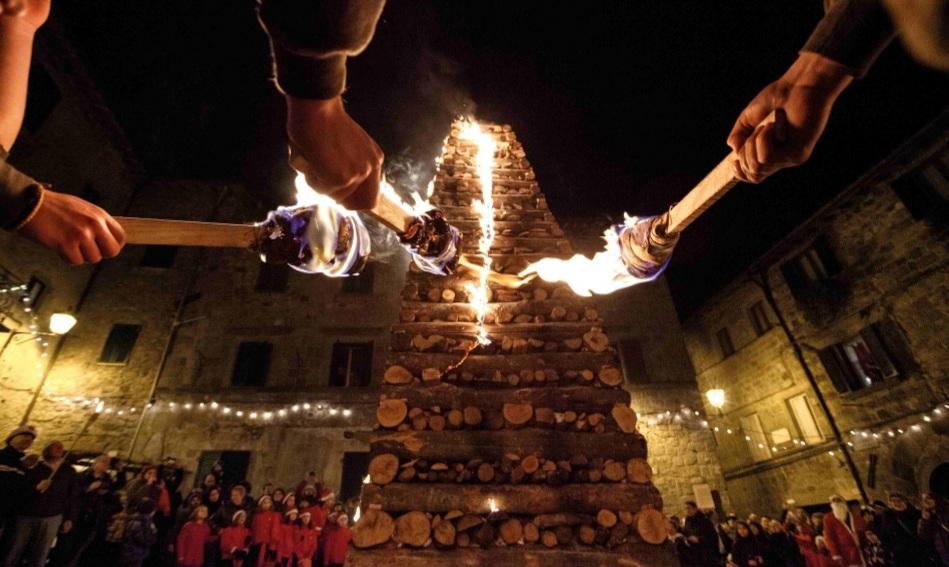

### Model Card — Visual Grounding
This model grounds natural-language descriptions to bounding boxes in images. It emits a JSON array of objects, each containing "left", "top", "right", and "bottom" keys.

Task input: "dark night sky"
[{"left": 55, "top": 1, "right": 948, "bottom": 318}]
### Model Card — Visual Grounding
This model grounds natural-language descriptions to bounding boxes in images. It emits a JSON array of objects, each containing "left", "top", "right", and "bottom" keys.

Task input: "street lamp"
[
  {"left": 705, "top": 388, "right": 726, "bottom": 410},
  {"left": 49, "top": 313, "right": 77, "bottom": 335}
]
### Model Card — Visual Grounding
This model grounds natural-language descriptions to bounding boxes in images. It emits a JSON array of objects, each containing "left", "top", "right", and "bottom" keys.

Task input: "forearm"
[
  {"left": 0, "top": 17, "right": 37, "bottom": 149},
  {"left": 256, "top": 0, "right": 385, "bottom": 99},
  {"left": 802, "top": 0, "right": 896, "bottom": 77}
]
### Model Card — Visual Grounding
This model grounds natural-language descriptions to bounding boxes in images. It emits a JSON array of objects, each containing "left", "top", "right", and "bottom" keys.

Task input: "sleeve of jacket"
[
  {"left": 256, "top": 0, "right": 386, "bottom": 99},
  {"left": 801, "top": 0, "right": 897, "bottom": 77},
  {"left": 0, "top": 145, "right": 40, "bottom": 229}
]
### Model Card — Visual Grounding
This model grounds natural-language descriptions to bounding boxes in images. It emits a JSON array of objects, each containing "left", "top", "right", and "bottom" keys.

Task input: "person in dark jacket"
[
  {"left": 121, "top": 498, "right": 158, "bottom": 567},
  {"left": 731, "top": 521, "right": 766, "bottom": 567},
  {"left": 879, "top": 492, "right": 933, "bottom": 566},
  {"left": 919, "top": 492, "right": 949, "bottom": 566},
  {"left": 48, "top": 453, "right": 116, "bottom": 567},
  {"left": 767, "top": 519, "right": 805, "bottom": 567},
  {"left": 683, "top": 501, "right": 720, "bottom": 566},
  {"left": 0, "top": 425, "right": 36, "bottom": 540},
  {"left": 2, "top": 440, "right": 80, "bottom": 567}
]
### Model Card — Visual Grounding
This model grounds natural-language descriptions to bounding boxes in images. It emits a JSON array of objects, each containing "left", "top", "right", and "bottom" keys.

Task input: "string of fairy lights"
[
  {"left": 46, "top": 394, "right": 361, "bottom": 424},
  {"left": 0, "top": 281, "right": 53, "bottom": 377}
]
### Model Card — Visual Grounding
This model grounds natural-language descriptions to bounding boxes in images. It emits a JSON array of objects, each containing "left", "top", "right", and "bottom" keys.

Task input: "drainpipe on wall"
[{"left": 750, "top": 269, "right": 869, "bottom": 504}]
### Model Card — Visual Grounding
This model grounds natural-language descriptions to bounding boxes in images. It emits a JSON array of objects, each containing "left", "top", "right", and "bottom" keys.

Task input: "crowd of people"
[
  {"left": 670, "top": 493, "right": 949, "bottom": 567},
  {"left": 0, "top": 425, "right": 353, "bottom": 567}
]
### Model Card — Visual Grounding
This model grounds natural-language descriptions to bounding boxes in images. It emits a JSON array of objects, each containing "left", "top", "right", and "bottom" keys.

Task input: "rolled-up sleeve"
[
  {"left": 0, "top": 145, "right": 40, "bottom": 229},
  {"left": 257, "top": 0, "right": 386, "bottom": 99},
  {"left": 801, "top": 0, "right": 897, "bottom": 77}
]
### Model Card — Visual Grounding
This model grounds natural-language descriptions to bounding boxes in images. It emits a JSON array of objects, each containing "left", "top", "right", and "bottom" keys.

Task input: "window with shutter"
[
  {"left": 749, "top": 301, "right": 771, "bottom": 336},
  {"left": 780, "top": 235, "right": 841, "bottom": 298},
  {"left": 716, "top": 327, "right": 735, "bottom": 359},
  {"left": 818, "top": 327, "right": 899, "bottom": 394},
  {"left": 329, "top": 342, "right": 373, "bottom": 387}
]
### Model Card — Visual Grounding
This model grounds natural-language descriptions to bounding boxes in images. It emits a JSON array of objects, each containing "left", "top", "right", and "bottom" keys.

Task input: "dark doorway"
[
  {"left": 339, "top": 452, "right": 370, "bottom": 502},
  {"left": 195, "top": 450, "right": 251, "bottom": 489},
  {"left": 929, "top": 463, "right": 949, "bottom": 498}
]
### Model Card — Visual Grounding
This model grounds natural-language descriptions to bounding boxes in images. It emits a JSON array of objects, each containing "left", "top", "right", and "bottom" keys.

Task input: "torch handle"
[
  {"left": 115, "top": 217, "right": 260, "bottom": 248},
  {"left": 666, "top": 154, "right": 738, "bottom": 235}
]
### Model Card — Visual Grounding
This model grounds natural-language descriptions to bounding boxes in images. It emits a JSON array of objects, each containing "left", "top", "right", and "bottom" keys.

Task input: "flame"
[
  {"left": 518, "top": 214, "right": 664, "bottom": 297},
  {"left": 362, "top": 474, "right": 371, "bottom": 484},
  {"left": 488, "top": 497, "right": 500, "bottom": 513},
  {"left": 458, "top": 119, "right": 497, "bottom": 346},
  {"left": 353, "top": 506, "right": 361, "bottom": 523},
  {"left": 378, "top": 177, "right": 433, "bottom": 218},
  {"left": 93, "top": 400, "right": 105, "bottom": 414}
]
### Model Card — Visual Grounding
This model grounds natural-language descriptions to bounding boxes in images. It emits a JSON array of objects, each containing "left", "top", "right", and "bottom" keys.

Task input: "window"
[
  {"left": 23, "top": 64, "right": 60, "bottom": 133},
  {"left": 817, "top": 326, "right": 898, "bottom": 393},
  {"left": 329, "top": 342, "right": 373, "bottom": 387},
  {"left": 341, "top": 263, "right": 374, "bottom": 294},
  {"left": 618, "top": 339, "right": 647, "bottom": 383},
  {"left": 99, "top": 324, "right": 141, "bottom": 364},
  {"left": 748, "top": 301, "right": 771, "bottom": 336},
  {"left": 339, "top": 452, "right": 370, "bottom": 501},
  {"left": 787, "top": 394, "right": 823, "bottom": 444},
  {"left": 891, "top": 158, "right": 949, "bottom": 222},
  {"left": 716, "top": 327, "right": 735, "bottom": 359},
  {"left": 740, "top": 413, "right": 772, "bottom": 462},
  {"left": 141, "top": 245, "right": 178, "bottom": 268},
  {"left": 780, "top": 236, "right": 840, "bottom": 298},
  {"left": 194, "top": 451, "right": 250, "bottom": 489},
  {"left": 256, "top": 263, "right": 289, "bottom": 293},
  {"left": 232, "top": 342, "right": 272, "bottom": 387}
]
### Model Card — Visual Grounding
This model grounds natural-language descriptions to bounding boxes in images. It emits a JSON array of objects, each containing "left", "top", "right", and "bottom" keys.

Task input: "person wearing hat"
[
  {"left": 822, "top": 495, "right": 865, "bottom": 567},
  {"left": 219, "top": 509, "right": 251, "bottom": 567},
  {"left": 321, "top": 514, "right": 352, "bottom": 567},
  {"left": 0, "top": 425, "right": 36, "bottom": 541}
]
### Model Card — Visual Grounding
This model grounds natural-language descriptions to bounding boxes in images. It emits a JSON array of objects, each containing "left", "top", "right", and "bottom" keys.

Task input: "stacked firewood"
[{"left": 348, "top": 122, "right": 676, "bottom": 566}]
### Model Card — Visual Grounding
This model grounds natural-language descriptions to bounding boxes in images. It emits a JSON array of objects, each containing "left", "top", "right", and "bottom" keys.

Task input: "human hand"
[
  {"left": 286, "top": 95, "right": 383, "bottom": 210},
  {"left": 61, "top": 520, "right": 72, "bottom": 533},
  {"left": 88, "top": 480, "right": 102, "bottom": 492},
  {"left": 18, "top": 188, "right": 126, "bottom": 265},
  {"left": 687, "top": 535, "right": 699, "bottom": 544},
  {"left": 0, "top": 0, "right": 51, "bottom": 30},
  {"left": 36, "top": 478, "right": 51, "bottom": 492},
  {"left": 727, "top": 52, "right": 852, "bottom": 184}
]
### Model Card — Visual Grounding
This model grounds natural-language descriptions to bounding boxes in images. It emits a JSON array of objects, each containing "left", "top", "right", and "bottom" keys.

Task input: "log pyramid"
[{"left": 348, "top": 121, "right": 677, "bottom": 566}]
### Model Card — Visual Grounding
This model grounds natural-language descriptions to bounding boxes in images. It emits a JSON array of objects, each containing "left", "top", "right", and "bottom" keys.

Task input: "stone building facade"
[{"left": 683, "top": 111, "right": 949, "bottom": 516}]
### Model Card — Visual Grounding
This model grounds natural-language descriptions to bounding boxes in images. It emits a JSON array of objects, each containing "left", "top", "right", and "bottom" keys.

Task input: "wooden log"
[
  {"left": 521, "top": 455, "right": 540, "bottom": 474},
  {"left": 579, "top": 525, "right": 596, "bottom": 545},
  {"left": 421, "top": 368, "right": 442, "bottom": 383},
  {"left": 360, "top": 483, "right": 664, "bottom": 515},
  {"left": 369, "top": 454, "right": 400, "bottom": 485},
  {"left": 635, "top": 508, "right": 669, "bottom": 545},
  {"left": 353, "top": 509, "right": 395, "bottom": 548},
  {"left": 456, "top": 532, "right": 471, "bottom": 547},
  {"left": 433, "top": 518, "right": 456, "bottom": 547},
  {"left": 377, "top": 399, "right": 408, "bottom": 428},
  {"left": 597, "top": 510, "right": 617, "bottom": 529},
  {"left": 618, "top": 511, "right": 634, "bottom": 525},
  {"left": 579, "top": 369, "right": 595, "bottom": 382},
  {"left": 550, "top": 306, "right": 567, "bottom": 321},
  {"left": 427, "top": 288, "right": 442, "bottom": 303},
  {"left": 582, "top": 329, "right": 609, "bottom": 352},
  {"left": 428, "top": 415, "right": 446, "bottom": 432},
  {"left": 603, "top": 461, "right": 626, "bottom": 482},
  {"left": 502, "top": 403, "right": 533, "bottom": 426},
  {"left": 369, "top": 430, "right": 647, "bottom": 463},
  {"left": 598, "top": 366, "right": 622, "bottom": 387},
  {"left": 523, "top": 522, "right": 540, "bottom": 544},
  {"left": 384, "top": 366, "right": 413, "bottom": 385},
  {"left": 474, "top": 523, "right": 495, "bottom": 548},
  {"left": 534, "top": 513, "right": 589, "bottom": 528},
  {"left": 541, "top": 531, "right": 558, "bottom": 548},
  {"left": 554, "top": 526, "right": 574, "bottom": 546},
  {"left": 394, "top": 511, "right": 431, "bottom": 547},
  {"left": 411, "top": 415, "right": 429, "bottom": 431},
  {"left": 500, "top": 519, "right": 523, "bottom": 545},
  {"left": 611, "top": 404, "right": 638, "bottom": 434},
  {"left": 345, "top": 546, "right": 681, "bottom": 567},
  {"left": 463, "top": 406, "right": 483, "bottom": 426},
  {"left": 397, "top": 467, "right": 417, "bottom": 482},
  {"left": 608, "top": 522, "right": 629, "bottom": 548},
  {"left": 626, "top": 458, "right": 653, "bottom": 484},
  {"left": 447, "top": 409, "right": 464, "bottom": 428},
  {"left": 477, "top": 463, "right": 495, "bottom": 483},
  {"left": 382, "top": 384, "right": 630, "bottom": 415},
  {"left": 444, "top": 510, "right": 463, "bottom": 521},
  {"left": 457, "top": 515, "right": 484, "bottom": 532},
  {"left": 441, "top": 289, "right": 456, "bottom": 303}
]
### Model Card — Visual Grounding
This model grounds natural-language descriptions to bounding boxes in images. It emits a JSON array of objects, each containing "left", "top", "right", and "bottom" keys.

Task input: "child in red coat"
[
  {"left": 220, "top": 510, "right": 251, "bottom": 566},
  {"left": 176, "top": 505, "right": 213, "bottom": 567},
  {"left": 294, "top": 511, "right": 321, "bottom": 567},
  {"left": 277, "top": 508, "right": 298, "bottom": 567},
  {"left": 251, "top": 495, "right": 281, "bottom": 567},
  {"left": 322, "top": 514, "right": 353, "bottom": 567}
]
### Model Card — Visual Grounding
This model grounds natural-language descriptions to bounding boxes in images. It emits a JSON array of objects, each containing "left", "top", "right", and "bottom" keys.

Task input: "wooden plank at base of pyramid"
[{"left": 348, "top": 120, "right": 677, "bottom": 566}]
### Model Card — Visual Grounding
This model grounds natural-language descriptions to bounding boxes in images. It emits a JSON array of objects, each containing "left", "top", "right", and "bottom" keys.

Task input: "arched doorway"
[{"left": 929, "top": 463, "right": 949, "bottom": 498}]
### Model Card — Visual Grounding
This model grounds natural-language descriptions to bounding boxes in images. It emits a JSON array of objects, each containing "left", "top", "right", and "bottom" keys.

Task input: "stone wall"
[{"left": 683, "top": 113, "right": 949, "bottom": 516}]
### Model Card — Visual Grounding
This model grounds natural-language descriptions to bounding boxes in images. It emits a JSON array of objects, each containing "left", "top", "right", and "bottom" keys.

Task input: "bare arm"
[{"left": 0, "top": 0, "right": 49, "bottom": 149}]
